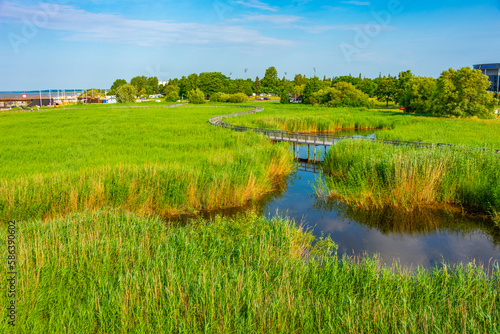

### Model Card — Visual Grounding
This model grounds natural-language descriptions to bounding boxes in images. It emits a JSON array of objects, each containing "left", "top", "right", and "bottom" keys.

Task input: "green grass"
[
  {"left": 1, "top": 210, "right": 498, "bottom": 333},
  {"left": 0, "top": 105, "right": 293, "bottom": 221},
  {"left": 319, "top": 140, "right": 500, "bottom": 223},
  {"left": 226, "top": 103, "right": 500, "bottom": 149}
]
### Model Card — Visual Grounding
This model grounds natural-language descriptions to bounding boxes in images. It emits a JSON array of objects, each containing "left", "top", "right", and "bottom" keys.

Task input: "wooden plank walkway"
[{"left": 208, "top": 106, "right": 500, "bottom": 154}]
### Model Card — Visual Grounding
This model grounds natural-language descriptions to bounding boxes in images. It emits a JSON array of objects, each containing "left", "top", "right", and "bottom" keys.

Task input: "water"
[
  {"left": 172, "top": 132, "right": 500, "bottom": 271},
  {"left": 262, "top": 170, "right": 500, "bottom": 270}
]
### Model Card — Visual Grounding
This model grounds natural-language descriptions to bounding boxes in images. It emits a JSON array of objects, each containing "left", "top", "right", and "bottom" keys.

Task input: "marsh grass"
[
  {"left": 321, "top": 140, "right": 500, "bottom": 223},
  {"left": 228, "top": 103, "right": 500, "bottom": 149},
  {"left": 0, "top": 105, "right": 293, "bottom": 221},
  {"left": 1, "top": 210, "right": 498, "bottom": 333}
]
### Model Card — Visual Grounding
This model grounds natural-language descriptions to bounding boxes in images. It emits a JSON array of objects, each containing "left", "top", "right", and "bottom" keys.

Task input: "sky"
[{"left": 0, "top": 0, "right": 499, "bottom": 91}]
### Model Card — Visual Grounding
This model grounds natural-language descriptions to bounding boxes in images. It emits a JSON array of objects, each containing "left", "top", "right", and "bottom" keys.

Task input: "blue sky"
[{"left": 1, "top": 0, "right": 499, "bottom": 90}]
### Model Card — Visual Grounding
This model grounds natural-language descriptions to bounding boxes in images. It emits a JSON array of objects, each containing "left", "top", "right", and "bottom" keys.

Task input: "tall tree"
[
  {"left": 109, "top": 79, "right": 127, "bottom": 95},
  {"left": 254, "top": 76, "right": 261, "bottom": 94},
  {"left": 261, "top": 66, "right": 279, "bottom": 94},
  {"left": 375, "top": 76, "right": 397, "bottom": 107},
  {"left": 303, "top": 77, "right": 327, "bottom": 104},
  {"left": 394, "top": 70, "right": 413, "bottom": 106},
  {"left": 432, "top": 67, "right": 495, "bottom": 118},
  {"left": 294, "top": 74, "right": 307, "bottom": 86}
]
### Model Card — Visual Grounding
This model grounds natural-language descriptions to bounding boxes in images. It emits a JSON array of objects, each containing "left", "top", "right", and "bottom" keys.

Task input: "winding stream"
[{"left": 182, "top": 107, "right": 500, "bottom": 271}]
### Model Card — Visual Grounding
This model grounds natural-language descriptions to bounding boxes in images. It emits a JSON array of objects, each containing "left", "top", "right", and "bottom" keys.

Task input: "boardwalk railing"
[{"left": 208, "top": 105, "right": 500, "bottom": 154}]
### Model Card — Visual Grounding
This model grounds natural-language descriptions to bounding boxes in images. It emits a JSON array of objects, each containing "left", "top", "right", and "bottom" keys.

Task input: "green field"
[
  {"left": 226, "top": 103, "right": 500, "bottom": 149},
  {"left": 2, "top": 104, "right": 500, "bottom": 332},
  {"left": 0, "top": 104, "right": 292, "bottom": 221},
  {"left": 1, "top": 210, "right": 498, "bottom": 333}
]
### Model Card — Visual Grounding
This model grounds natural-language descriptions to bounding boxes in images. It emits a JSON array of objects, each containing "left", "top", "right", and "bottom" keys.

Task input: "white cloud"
[
  {"left": 301, "top": 24, "right": 393, "bottom": 34},
  {"left": 0, "top": 1, "right": 291, "bottom": 46},
  {"left": 234, "top": 0, "right": 278, "bottom": 12},
  {"left": 342, "top": 1, "right": 370, "bottom": 5},
  {"left": 233, "top": 14, "right": 303, "bottom": 25}
]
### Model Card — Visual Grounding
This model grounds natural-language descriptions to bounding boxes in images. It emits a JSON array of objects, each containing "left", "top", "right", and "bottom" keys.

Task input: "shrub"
[
  {"left": 228, "top": 93, "right": 248, "bottom": 103},
  {"left": 187, "top": 88, "right": 206, "bottom": 104},
  {"left": 210, "top": 92, "right": 230, "bottom": 103},
  {"left": 280, "top": 91, "right": 290, "bottom": 104},
  {"left": 116, "top": 84, "right": 137, "bottom": 103},
  {"left": 165, "top": 91, "right": 180, "bottom": 102},
  {"left": 311, "top": 82, "right": 373, "bottom": 108}
]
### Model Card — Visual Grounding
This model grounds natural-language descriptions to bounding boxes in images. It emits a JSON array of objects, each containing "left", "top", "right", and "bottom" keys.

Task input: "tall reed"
[
  {"left": 321, "top": 140, "right": 500, "bottom": 223},
  {"left": 1, "top": 210, "right": 497, "bottom": 333}
]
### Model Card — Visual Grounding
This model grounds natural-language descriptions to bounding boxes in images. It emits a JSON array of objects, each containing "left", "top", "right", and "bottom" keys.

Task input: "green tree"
[
  {"left": 146, "top": 76, "right": 159, "bottom": 95},
  {"left": 356, "top": 78, "right": 377, "bottom": 97},
  {"left": 311, "top": 82, "right": 373, "bottom": 108},
  {"left": 398, "top": 77, "right": 436, "bottom": 114},
  {"left": 164, "top": 85, "right": 180, "bottom": 102},
  {"left": 210, "top": 92, "right": 230, "bottom": 103},
  {"left": 187, "top": 88, "right": 206, "bottom": 104},
  {"left": 261, "top": 66, "right": 279, "bottom": 94},
  {"left": 432, "top": 67, "right": 495, "bottom": 118},
  {"left": 130, "top": 76, "right": 148, "bottom": 93},
  {"left": 109, "top": 79, "right": 127, "bottom": 95},
  {"left": 331, "top": 75, "right": 362, "bottom": 86},
  {"left": 280, "top": 90, "right": 290, "bottom": 104},
  {"left": 303, "top": 77, "right": 327, "bottom": 104},
  {"left": 394, "top": 70, "right": 414, "bottom": 106},
  {"left": 375, "top": 76, "right": 397, "bottom": 107},
  {"left": 116, "top": 84, "right": 137, "bottom": 103},
  {"left": 198, "top": 72, "right": 229, "bottom": 98},
  {"left": 254, "top": 76, "right": 261, "bottom": 94},
  {"left": 293, "top": 74, "right": 307, "bottom": 86},
  {"left": 230, "top": 79, "right": 253, "bottom": 96},
  {"left": 228, "top": 93, "right": 248, "bottom": 103}
]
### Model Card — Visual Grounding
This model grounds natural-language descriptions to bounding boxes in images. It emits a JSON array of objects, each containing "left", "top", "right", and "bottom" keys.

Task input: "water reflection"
[
  {"left": 262, "top": 171, "right": 500, "bottom": 270},
  {"left": 169, "top": 137, "right": 500, "bottom": 271}
]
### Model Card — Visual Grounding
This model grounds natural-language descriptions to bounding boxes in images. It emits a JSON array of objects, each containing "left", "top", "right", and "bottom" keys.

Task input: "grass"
[
  {"left": 226, "top": 103, "right": 500, "bottom": 149},
  {"left": 2, "top": 103, "right": 499, "bottom": 332},
  {"left": 0, "top": 104, "right": 293, "bottom": 221},
  {"left": 319, "top": 140, "right": 500, "bottom": 224},
  {"left": 1, "top": 210, "right": 498, "bottom": 333}
]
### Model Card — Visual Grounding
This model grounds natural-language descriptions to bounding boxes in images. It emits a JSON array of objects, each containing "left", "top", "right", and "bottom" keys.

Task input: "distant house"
[{"left": 473, "top": 63, "right": 500, "bottom": 92}]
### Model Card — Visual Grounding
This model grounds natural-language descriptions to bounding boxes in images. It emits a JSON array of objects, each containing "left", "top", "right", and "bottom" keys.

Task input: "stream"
[{"left": 176, "top": 129, "right": 500, "bottom": 271}]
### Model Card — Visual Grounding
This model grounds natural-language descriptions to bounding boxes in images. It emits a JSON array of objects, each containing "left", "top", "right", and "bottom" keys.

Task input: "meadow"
[
  {"left": 2, "top": 103, "right": 499, "bottom": 332},
  {"left": 226, "top": 103, "right": 500, "bottom": 149},
  {"left": 319, "top": 140, "right": 500, "bottom": 224},
  {"left": 0, "top": 104, "right": 293, "bottom": 221},
  {"left": 1, "top": 210, "right": 498, "bottom": 333}
]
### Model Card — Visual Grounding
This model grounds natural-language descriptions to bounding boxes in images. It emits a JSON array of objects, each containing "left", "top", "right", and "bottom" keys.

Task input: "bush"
[
  {"left": 311, "top": 82, "right": 373, "bottom": 108},
  {"left": 116, "top": 84, "right": 137, "bottom": 103},
  {"left": 228, "top": 93, "right": 248, "bottom": 103},
  {"left": 280, "top": 91, "right": 290, "bottom": 104},
  {"left": 210, "top": 92, "right": 230, "bottom": 103},
  {"left": 432, "top": 67, "right": 495, "bottom": 118},
  {"left": 187, "top": 88, "right": 206, "bottom": 104},
  {"left": 165, "top": 91, "right": 180, "bottom": 102}
]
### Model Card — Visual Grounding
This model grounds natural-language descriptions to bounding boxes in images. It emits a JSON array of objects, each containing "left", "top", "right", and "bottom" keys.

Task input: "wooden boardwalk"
[{"left": 208, "top": 106, "right": 500, "bottom": 154}]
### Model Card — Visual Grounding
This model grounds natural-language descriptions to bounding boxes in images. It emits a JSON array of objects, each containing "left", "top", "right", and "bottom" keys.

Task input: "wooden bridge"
[{"left": 208, "top": 105, "right": 500, "bottom": 156}]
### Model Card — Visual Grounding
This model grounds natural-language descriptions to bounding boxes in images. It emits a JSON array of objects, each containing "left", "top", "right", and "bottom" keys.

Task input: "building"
[{"left": 473, "top": 63, "right": 500, "bottom": 92}]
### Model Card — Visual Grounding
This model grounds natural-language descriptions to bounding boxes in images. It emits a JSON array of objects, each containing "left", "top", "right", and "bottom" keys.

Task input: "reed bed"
[
  {"left": 320, "top": 140, "right": 500, "bottom": 223},
  {"left": 0, "top": 105, "right": 293, "bottom": 221},
  {"left": 228, "top": 103, "right": 500, "bottom": 149},
  {"left": 1, "top": 210, "right": 498, "bottom": 333}
]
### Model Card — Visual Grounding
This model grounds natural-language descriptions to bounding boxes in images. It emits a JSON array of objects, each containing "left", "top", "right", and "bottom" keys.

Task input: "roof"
[{"left": 473, "top": 63, "right": 500, "bottom": 70}]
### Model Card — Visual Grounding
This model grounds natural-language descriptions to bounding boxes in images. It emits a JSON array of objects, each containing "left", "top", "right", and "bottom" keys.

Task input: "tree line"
[{"left": 109, "top": 66, "right": 500, "bottom": 118}]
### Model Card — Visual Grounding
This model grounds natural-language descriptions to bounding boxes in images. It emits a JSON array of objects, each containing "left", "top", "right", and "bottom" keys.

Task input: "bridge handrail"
[{"left": 207, "top": 105, "right": 500, "bottom": 154}]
